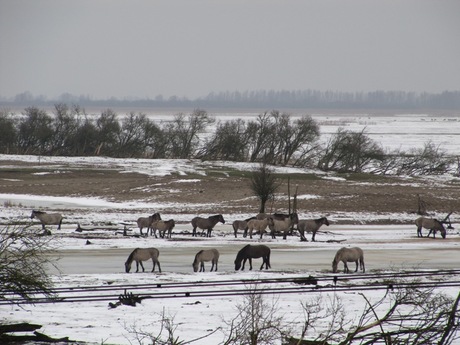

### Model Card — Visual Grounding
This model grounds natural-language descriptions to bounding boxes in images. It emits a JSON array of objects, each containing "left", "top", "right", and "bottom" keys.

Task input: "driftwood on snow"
[{"left": 0, "top": 322, "right": 76, "bottom": 343}]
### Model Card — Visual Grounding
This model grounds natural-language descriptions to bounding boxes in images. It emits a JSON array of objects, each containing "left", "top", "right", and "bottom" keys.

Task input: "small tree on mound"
[{"left": 249, "top": 163, "right": 280, "bottom": 213}]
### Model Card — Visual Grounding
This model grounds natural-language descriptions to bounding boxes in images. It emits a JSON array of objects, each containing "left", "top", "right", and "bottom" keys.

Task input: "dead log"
[{"left": 0, "top": 322, "right": 41, "bottom": 334}]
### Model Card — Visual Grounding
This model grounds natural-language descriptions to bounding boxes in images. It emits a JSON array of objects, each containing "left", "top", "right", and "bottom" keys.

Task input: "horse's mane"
[
  {"left": 126, "top": 248, "right": 138, "bottom": 264},
  {"left": 210, "top": 214, "right": 222, "bottom": 219},
  {"left": 33, "top": 210, "right": 46, "bottom": 214},
  {"left": 240, "top": 244, "right": 251, "bottom": 253}
]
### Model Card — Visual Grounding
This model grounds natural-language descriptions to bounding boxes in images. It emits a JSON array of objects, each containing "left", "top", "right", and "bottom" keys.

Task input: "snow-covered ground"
[{"left": 1, "top": 112, "right": 460, "bottom": 344}]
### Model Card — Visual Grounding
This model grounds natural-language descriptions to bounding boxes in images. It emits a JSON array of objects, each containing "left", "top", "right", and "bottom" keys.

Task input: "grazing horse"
[
  {"left": 192, "top": 249, "right": 220, "bottom": 272},
  {"left": 151, "top": 219, "right": 175, "bottom": 238},
  {"left": 137, "top": 213, "right": 161, "bottom": 236},
  {"left": 191, "top": 214, "right": 225, "bottom": 237},
  {"left": 232, "top": 216, "right": 256, "bottom": 238},
  {"left": 415, "top": 217, "right": 446, "bottom": 239},
  {"left": 125, "top": 247, "right": 161, "bottom": 273},
  {"left": 247, "top": 217, "right": 271, "bottom": 239},
  {"left": 234, "top": 244, "right": 271, "bottom": 271},
  {"left": 267, "top": 213, "right": 299, "bottom": 239},
  {"left": 30, "top": 210, "right": 63, "bottom": 230},
  {"left": 332, "top": 247, "right": 365, "bottom": 273},
  {"left": 297, "top": 217, "right": 330, "bottom": 242}
]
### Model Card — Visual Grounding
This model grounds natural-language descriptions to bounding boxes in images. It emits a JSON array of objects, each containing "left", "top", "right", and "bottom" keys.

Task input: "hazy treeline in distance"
[{"left": 1, "top": 89, "right": 460, "bottom": 110}]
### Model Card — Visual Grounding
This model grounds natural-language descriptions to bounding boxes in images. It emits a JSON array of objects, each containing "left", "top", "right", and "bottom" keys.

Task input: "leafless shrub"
[{"left": 221, "top": 285, "right": 289, "bottom": 345}]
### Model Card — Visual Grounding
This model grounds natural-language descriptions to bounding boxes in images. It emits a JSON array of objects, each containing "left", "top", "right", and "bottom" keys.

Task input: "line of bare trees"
[{"left": 0, "top": 104, "right": 456, "bottom": 176}]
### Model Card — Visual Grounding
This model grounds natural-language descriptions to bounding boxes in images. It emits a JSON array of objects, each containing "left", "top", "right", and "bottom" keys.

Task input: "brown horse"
[
  {"left": 137, "top": 213, "right": 161, "bottom": 236},
  {"left": 30, "top": 210, "right": 63, "bottom": 230},
  {"left": 151, "top": 219, "right": 175, "bottom": 238},
  {"left": 267, "top": 213, "right": 299, "bottom": 239},
  {"left": 191, "top": 214, "right": 225, "bottom": 237},
  {"left": 297, "top": 217, "right": 330, "bottom": 242},
  {"left": 124, "top": 247, "right": 161, "bottom": 273},
  {"left": 415, "top": 217, "right": 446, "bottom": 239},
  {"left": 234, "top": 244, "right": 271, "bottom": 271},
  {"left": 332, "top": 247, "right": 365, "bottom": 273},
  {"left": 192, "top": 249, "right": 220, "bottom": 272},
  {"left": 232, "top": 216, "right": 256, "bottom": 238}
]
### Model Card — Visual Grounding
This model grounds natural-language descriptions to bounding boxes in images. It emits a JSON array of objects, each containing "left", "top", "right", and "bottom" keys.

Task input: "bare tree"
[
  {"left": 221, "top": 285, "right": 289, "bottom": 345},
  {"left": 166, "top": 109, "right": 214, "bottom": 158},
  {"left": 198, "top": 119, "right": 248, "bottom": 161},
  {"left": 318, "top": 128, "right": 384, "bottom": 173},
  {"left": 249, "top": 163, "right": 280, "bottom": 213},
  {"left": 289, "top": 284, "right": 460, "bottom": 345}
]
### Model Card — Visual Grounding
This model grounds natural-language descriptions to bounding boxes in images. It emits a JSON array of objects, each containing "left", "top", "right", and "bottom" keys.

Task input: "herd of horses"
[
  {"left": 29, "top": 210, "right": 452, "bottom": 275},
  {"left": 30, "top": 210, "right": 450, "bottom": 241},
  {"left": 124, "top": 244, "right": 364, "bottom": 274}
]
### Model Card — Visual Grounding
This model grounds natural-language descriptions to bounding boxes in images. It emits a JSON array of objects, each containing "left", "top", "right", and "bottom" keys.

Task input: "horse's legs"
[
  {"left": 207, "top": 228, "right": 212, "bottom": 237},
  {"left": 58, "top": 219, "right": 62, "bottom": 230},
  {"left": 299, "top": 230, "right": 307, "bottom": 242},
  {"left": 312, "top": 230, "right": 317, "bottom": 242},
  {"left": 192, "top": 226, "right": 197, "bottom": 237},
  {"left": 417, "top": 226, "right": 421, "bottom": 237},
  {"left": 343, "top": 261, "right": 349, "bottom": 273},
  {"left": 361, "top": 258, "right": 365, "bottom": 273},
  {"left": 248, "top": 258, "right": 253, "bottom": 270},
  {"left": 241, "top": 258, "right": 247, "bottom": 270},
  {"left": 151, "top": 260, "right": 156, "bottom": 272},
  {"left": 354, "top": 260, "right": 359, "bottom": 272},
  {"left": 243, "top": 227, "right": 248, "bottom": 238}
]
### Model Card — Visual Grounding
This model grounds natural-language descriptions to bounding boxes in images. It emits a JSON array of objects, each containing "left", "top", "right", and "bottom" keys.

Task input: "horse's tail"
[{"left": 267, "top": 250, "right": 271, "bottom": 268}]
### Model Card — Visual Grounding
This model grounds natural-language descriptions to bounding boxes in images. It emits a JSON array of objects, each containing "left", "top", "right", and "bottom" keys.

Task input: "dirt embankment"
[{"left": 1, "top": 159, "right": 459, "bottom": 224}]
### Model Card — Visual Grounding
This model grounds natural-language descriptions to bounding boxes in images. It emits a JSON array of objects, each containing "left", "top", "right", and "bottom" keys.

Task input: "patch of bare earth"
[{"left": 1, "top": 159, "right": 459, "bottom": 224}]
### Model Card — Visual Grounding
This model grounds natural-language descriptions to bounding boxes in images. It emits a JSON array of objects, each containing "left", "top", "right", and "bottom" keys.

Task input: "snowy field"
[{"left": 1, "top": 112, "right": 460, "bottom": 344}]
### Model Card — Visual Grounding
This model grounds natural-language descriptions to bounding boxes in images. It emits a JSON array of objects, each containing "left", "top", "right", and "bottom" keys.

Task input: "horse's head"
[
  {"left": 323, "top": 217, "right": 330, "bottom": 226},
  {"left": 332, "top": 259, "right": 338, "bottom": 273},
  {"left": 441, "top": 228, "right": 447, "bottom": 239},
  {"left": 234, "top": 259, "right": 241, "bottom": 271},
  {"left": 219, "top": 214, "right": 225, "bottom": 224},
  {"left": 30, "top": 210, "right": 36, "bottom": 219},
  {"left": 124, "top": 261, "right": 131, "bottom": 273},
  {"left": 192, "top": 261, "right": 199, "bottom": 272}
]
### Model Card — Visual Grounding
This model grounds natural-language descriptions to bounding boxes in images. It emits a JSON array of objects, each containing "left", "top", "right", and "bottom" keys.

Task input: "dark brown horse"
[
  {"left": 297, "top": 217, "right": 330, "bottom": 242},
  {"left": 234, "top": 244, "right": 271, "bottom": 271},
  {"left": 191, "top": 214, "right": 225, "bottom": 237}
]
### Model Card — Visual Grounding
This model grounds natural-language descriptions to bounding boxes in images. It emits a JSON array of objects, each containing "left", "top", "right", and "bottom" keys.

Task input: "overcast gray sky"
[{"left": 1, "top": 0, "right": 459, "bottom": 100}]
